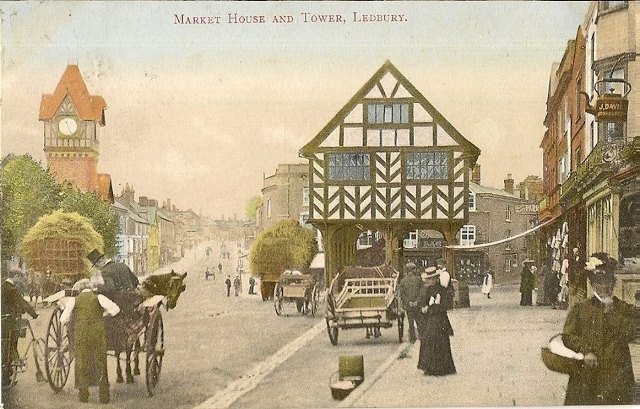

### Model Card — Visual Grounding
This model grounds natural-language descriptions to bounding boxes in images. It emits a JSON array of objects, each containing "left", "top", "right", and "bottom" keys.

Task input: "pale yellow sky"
[{"left": 1, "top": 1, "right": 589, "bottom": 218}]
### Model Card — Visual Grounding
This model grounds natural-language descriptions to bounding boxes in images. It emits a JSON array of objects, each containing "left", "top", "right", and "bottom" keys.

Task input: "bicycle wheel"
[{"left": 33, "top": 338, "right": 46, "bottom": 382}]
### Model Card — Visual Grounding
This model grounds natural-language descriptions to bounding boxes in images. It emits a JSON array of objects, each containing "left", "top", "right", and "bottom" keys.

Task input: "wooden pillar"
[
  {"left": 442, "top": 226, "right": 457, "bottom": 280},
  {"left": 383, "top": 226, "right": 402, "bottom": 272}
]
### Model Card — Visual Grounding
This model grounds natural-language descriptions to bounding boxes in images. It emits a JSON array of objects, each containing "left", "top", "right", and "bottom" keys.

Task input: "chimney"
[
  {"left": 504, "top": 174, "right": 514, "bottom": 194},
  {"left": 471, "top": 164, "right": 481, "bottom": 184},
  {"left": 166, "top": 198, "right": 172, "bottom": 210},
  {"left": 149, "top": 199, "right": 158, "bottom": 207},
  {"left": 139, "top": 196, "right": 149, "bottom": 206}
]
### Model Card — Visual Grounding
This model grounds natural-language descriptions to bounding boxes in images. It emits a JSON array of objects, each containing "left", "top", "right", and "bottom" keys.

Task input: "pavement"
[{"left": 339, "top": 283, "right": 640, "bottom": 408}]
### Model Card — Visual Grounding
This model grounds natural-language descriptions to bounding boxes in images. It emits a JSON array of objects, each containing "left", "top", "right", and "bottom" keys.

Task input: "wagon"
[
  {"left": 325, "top": 265, "right": 404, "bottom": 345},
  {"left": 273, "top": 270, "right": 320, "bottom": 317},
  {"left": 43, "top": 291, "right": 166, "bottom": 397}
]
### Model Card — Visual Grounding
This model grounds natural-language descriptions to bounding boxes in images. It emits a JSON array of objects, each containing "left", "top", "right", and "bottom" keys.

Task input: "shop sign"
[
  {"left": 515, "top": 204, "right": 539, "bottom": 214},
  {"left": 595, "top": 94, "right": 628, "bottom": 123}
]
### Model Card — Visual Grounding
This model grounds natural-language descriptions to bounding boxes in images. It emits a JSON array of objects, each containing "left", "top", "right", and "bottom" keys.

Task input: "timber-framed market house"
[{"left": 299, "top": 60, "right": 480, "bottom": 286}]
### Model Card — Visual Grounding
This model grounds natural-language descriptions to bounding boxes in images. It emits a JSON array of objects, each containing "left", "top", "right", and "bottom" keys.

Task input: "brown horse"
[{"left": 110, "top": 270, "right": 188, "bottom": 384}]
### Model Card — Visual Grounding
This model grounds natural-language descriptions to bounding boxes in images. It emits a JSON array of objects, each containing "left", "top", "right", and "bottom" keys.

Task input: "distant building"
[
  {"left": 404, "top": 168, "right": 539, "bottom": 283},
  {"left": 39, "top": 64, "right": 113, "bottom": 202}
]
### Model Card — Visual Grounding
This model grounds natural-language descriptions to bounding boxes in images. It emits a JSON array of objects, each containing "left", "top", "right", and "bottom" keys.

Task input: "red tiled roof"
[
  {"left": 39, "top": 65, "right": 106, "bottom": 123},
  {"left": 97, "top": 173, "right": 114, "bottom": 204}
]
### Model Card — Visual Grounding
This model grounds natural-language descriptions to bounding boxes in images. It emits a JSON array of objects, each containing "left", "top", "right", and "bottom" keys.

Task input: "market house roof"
[{"left": 39, "top": 65, "right": 106, "bottom": 123}]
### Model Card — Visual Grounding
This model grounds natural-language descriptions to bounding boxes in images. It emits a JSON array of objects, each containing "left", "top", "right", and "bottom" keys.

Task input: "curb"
[{"left": 338, "top": 341, "right": 415, "bottom": 408}]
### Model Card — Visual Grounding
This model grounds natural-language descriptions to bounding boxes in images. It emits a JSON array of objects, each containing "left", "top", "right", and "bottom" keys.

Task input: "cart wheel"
[
  {"left": 45, "top": 305, "right": 72, "bottom": 393},
  {"left": 326, "top": 318, "right": 339, "bottom": 346},
  {"left": 273, "top": 284, "right": 283, "bottom": 316},
  {"left": 397, "top": 312, "right": 405, "bottom": 343},
  {"left": 145, "top": 311, "right": 164, "bottom": 397}
]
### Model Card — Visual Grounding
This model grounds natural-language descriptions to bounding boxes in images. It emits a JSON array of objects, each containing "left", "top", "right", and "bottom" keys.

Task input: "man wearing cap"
[
  {"left": 398, "top": 263, "right": 423, "bottom": 343},
  {"left": 87, "top": 249, "right": 139, "bottom": 292},
  {"left": 561, "top": 255, "right": 635, "bottom": 405}
]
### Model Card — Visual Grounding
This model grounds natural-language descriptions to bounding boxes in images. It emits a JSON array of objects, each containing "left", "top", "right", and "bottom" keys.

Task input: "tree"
[
  {"left": 20, "top": 210, "right": 104, "bottom": 278},
  {"left": 249, "top": 219, "right": 317, "bottom": 276},
  {"left": 0, "top": 155, "right": 61, "bottom": 263},
  {"left": 59, "top": 188, "right": 119, "bottom": 257},
  {"left": 244, "top": 195, "right": 263, "bottom": 221}
]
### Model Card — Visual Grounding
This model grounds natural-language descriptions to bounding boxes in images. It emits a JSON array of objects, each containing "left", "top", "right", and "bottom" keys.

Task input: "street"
[
  {"left": 1, "top": 242, "right": 401, "bottom": 409},
  {"left": 4, "top": 242, "right": 639, "bottom": 408}
]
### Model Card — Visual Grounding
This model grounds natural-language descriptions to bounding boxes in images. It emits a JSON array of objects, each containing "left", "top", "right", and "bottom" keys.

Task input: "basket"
[
  {"left": 330, "top": 377, "right": 356, "bottom": 400},
  {"left": 329, "top": 355, "right": 365, "bottom": 400},
  {"left": 540, "top": 334, "right": 583, "bottom": 375}
]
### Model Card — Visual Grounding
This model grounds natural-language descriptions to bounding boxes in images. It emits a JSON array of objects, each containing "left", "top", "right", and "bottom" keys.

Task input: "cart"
[
  {"left": 325, "top": 265, "right": 404, "bottom": 345},
  {"left": 273, "top": 270, "right": 320, "bottom": 317},
  {"left": 43, "top": 291, "right": 166, "bottom": 397}
]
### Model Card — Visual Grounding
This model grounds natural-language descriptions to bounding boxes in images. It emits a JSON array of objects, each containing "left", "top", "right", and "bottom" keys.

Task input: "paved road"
[{"left": 1, "top": 241, "right": 401, "bottom": 409}]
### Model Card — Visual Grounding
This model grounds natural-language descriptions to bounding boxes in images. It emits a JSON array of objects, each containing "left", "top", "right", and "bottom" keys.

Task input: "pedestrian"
[
  {"left": 60, "top": 279, "right": 120, "bottom": 403},
  {"left": 233, "top": 275, "right": 241, "bottom": 296},
  {"left": 556, "top": 256, "right": 569, "bottom": 309},
  {"left": 435, "top": 259, "right": 454, "bottom": 310},
  {"left": 225, "top": 275, "right": 231, "bottom": 297},
  {"left": 248, "top": 276, "right": 256, "bottom": 295},
  {"left": 218, "top": 262, "right": 223, "bottom": 275},
  {"left": 398, "top": 262, "right": 423, "bottom": 343},
  {"left": 205, "top": 267, "right": 211, "bottom": 280},
  {"left": 519, "top": 262, "right": 535, "bottom": 306},
  {"left": 417, "top": 267, "right": 456, "bottom": 376},
  {"left": 481, "top": 266, "right": 494, "bottom": 299},
  {"left": 561, "top": 254, "right": 635, "bottom": 405},
  {"left": 2, "top": 271, "right": 38, "bottom": 386}
]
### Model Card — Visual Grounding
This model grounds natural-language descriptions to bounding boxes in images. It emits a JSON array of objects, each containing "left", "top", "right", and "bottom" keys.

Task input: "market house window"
[
  {"left": 328, "top": 153, "right": 370, "bottom": 181},
  {"left": 406, "top": 152, "right": 448, "bottom": 181},
  {"left": 367, "top": 102, "right": 409, "bottom": 124},
  {"left": 460, "top": 225, "right": 476, "bottom": 246},
  {"left": 302, "top": 187, "right": 309, "bottom": 206},
  {"left": 468, "top": 191, "right": 476, "bottom": 212}
]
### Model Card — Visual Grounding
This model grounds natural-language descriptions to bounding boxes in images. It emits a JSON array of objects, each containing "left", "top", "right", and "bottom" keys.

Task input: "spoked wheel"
[
  {"left": 397, "top": 312, "right": 405, "bottom": 343},
  {"left": 273, "top": 284, "right": 283, "bottom": 316},
  {"left": 145, "top": 311, "right": 164, "bottom": 397},
  {"left": 33, "top": 338, "right": 47, "bottom": 382},
  {"left": 45, "top": 305, "right": 73, "bottom": 393},
  {"left": 310, "top": 286, "right": 319, "bottom": 317},
  {"left": 326, "top": 318, "right": 339, "bottom": 346}
]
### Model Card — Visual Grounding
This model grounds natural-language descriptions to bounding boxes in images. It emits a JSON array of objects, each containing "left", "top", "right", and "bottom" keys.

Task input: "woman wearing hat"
[
  {"left": 561, "top": 254, "right": 635, "bottom": 405},
  {"left": 417, "top": 267, "right": 456, "bottom": 376}
]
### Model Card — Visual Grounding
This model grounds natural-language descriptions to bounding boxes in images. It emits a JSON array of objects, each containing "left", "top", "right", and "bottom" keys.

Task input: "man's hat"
[
  {"left": 421, "top": 266, "right": 440, "bottom": 279},
  {"left": 86, "top": 249, "right": 105, "bottom": 267},
  {"left": 405, "top": 262, "right": 417, "bottom": 272}
]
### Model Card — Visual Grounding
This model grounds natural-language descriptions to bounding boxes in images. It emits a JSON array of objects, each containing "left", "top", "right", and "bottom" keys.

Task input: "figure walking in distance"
[
  {"left": 481, "top": 266, "right": 494, "bottom": 299},
  {"left": 233, "top": 275, "right": 241, "bottom": 296},
  {"left": 561, "top": 254, "right": 635, "bottom": 405},
  {"left": 519, "top": 262, "right": 535, "bottom": 306},
  {"left": 225, "top": 275, "right": 232, "bottom": 297},
  {"left": 248, "top": 276, "right": 256, "bottom": 295},
  {"left": 60, "top": 279, "right": 120, "bottom": 403},
  {"left": 417, "top": 267, "right": 456, "bottom": 376},
  {"left": 398, "top": 262, "right": 423, "bottom": 343}
]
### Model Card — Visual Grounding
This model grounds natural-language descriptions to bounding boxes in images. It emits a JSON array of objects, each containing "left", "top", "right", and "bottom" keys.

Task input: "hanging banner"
[{"left": 446, "top": 218, "right": 556, "bottom": 250}]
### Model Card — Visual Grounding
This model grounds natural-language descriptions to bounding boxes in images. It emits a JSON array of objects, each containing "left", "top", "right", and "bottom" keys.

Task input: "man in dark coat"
[
  {"left": 87, "top": 249, "right": 139, "bottom": 292},
  {"left": 562, "top": 256, "right": 635, "bottom": 405},
  {"left": 519, "top": 263, "right": 535, "bottom": 306},
  {"left": 1, "top": 272, "right": 38, "bottom": 386},
  {"left": 225, "top": 275, "right": 232, "bottom": 297},
  {"left": 398, "top": 263, "right": 423, "bottom": 343}
]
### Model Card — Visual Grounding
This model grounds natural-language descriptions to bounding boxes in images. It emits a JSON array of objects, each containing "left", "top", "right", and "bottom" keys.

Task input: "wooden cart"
[
  {"left": 273, "top": 270, "right": 320, "bottom": 317},
  {"left": 43, "top": 292, "right": 166, "bottom": 397},
  {"left": 325, "top": 265, "right": 404, "bottom": 345}
]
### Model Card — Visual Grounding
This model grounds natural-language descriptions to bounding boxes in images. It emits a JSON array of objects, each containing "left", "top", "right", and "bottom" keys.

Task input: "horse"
[
  {"left": 110, "top": 270, "right": 188, "bottom": 384},
  {"left": 28, "top": 272, "right": 65, "bottom": 307}
]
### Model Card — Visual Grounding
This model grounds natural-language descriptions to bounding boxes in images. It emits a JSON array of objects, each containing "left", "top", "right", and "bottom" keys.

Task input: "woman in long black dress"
[{"left": 417, "top": 268, "right": 456, "bottom": 376}]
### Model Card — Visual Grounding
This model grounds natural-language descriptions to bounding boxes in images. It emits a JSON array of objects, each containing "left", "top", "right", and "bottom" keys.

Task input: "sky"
[{"left": 1, "top": 1, "right": 589, "bottom": 219}]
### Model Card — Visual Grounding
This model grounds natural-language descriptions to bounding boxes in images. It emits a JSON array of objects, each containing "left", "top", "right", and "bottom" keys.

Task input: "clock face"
[{"left": 58, "top": 117, "right": 78, "bottom": 136}]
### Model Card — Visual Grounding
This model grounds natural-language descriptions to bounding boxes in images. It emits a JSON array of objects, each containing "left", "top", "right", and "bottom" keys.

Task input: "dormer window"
[{"left": 367, "top": 102, "right": 409, "bottom": 124}]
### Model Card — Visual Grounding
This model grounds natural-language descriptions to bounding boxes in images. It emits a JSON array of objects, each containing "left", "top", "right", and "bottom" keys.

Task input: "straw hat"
[{"left": 421, "top": 266, "right": 439, "bottom": 279}]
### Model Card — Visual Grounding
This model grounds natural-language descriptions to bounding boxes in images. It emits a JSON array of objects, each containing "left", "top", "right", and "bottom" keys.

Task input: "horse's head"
[{"left": 165, "top": 271, "right": 187, "bottom": 310}]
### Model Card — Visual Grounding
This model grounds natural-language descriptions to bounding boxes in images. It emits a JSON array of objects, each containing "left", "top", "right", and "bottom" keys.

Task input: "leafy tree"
[
  {"left": 59, "top": 188, "right": 119, "bottom": 257},
  {"left": 20, "top": 210, "right": 103, "bottom": 278},
  {"left": 249, "top": 219, "right": 317, "bottom": 276},
  {"left": 0, "top": 155, "right": 61, "bottom": 262},
  {"left": 244, "top": 195, "right": 263, "bottom": 221}
]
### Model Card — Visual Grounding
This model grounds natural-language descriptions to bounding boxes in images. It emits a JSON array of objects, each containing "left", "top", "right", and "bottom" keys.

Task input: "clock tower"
[{"left": 39, "top": 65, "right": 107, "bottom": 193}]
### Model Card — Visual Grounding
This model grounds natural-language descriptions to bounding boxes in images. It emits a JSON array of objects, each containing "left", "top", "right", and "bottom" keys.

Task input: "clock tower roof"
[{"left": 39, "top": 64, "right": 106, "bottom": 123}]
